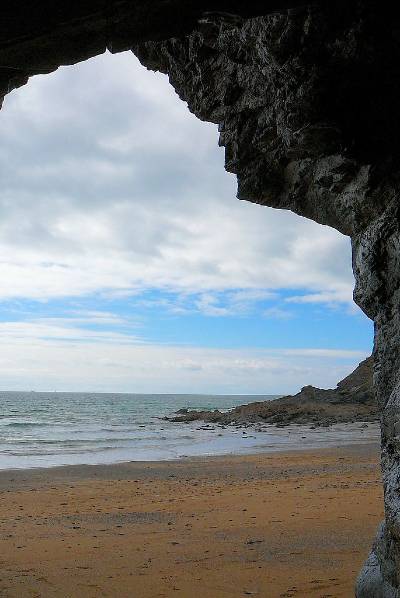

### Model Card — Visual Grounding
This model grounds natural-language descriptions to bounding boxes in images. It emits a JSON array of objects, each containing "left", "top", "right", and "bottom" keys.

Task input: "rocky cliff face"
[
  {"left": 1, "top": 2, "right": 399, "bottom": 595},
  {"left": 167, "top": 356, "right": 377, "bottom": 427}
]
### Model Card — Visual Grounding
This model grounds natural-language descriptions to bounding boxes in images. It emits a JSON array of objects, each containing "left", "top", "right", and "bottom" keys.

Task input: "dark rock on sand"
[{"left": 166, "top": 357, "right": 377, "bottom": 428}]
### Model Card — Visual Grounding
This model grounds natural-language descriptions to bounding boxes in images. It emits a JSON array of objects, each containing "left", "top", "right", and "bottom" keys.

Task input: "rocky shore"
[{"left": 166, "top": 357, "right": 378, "bottom": 429}]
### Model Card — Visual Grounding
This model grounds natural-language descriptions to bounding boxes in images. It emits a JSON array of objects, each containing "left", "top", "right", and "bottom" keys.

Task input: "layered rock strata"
[{"left": 1, "top": 1, "right": 399, "bottom": 595}]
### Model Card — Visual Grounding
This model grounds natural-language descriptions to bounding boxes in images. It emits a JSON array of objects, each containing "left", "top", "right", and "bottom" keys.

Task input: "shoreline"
[
  {"left": 0, "top": 436, "right": 380, "bottom": 477},
  {"left": 0, "top": 441, "right": 383, "bottom": 597},
  {"left": 0, "top": 436, "right": 381, "bottom": 482},
  {"left": 0, "top": 419, "right": 381, "bottom": 472}
]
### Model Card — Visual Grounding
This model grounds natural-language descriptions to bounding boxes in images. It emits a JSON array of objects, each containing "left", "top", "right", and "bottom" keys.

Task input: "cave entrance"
[
  {"left": 0, "top": 38, "right": 380, "bottom": 598},
  {"left": 0, "top": 49, "right": 372, "bottom": 394},
  {"left": 0, "top": 49, "right": 373, "bottom": 466}
]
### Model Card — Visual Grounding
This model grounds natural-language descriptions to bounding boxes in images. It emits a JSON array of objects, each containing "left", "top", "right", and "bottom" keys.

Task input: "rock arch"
[{"left": 1, "top": 1, "right": 398, "bottom": 595}]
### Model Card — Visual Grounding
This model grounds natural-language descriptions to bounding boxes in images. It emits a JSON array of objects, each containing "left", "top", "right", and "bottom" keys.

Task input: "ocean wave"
[
  {"left": 0, "top": 391, "right": 270, "bottom": 467},
  {"left": 2, "top": 445, "right": 123, "bottom": 456},
  {"left": 2, "top": 421, "right": 54, "bottom": 428},
  {"left": 5, "top": 437, "right": 136, "bottom": 446}
]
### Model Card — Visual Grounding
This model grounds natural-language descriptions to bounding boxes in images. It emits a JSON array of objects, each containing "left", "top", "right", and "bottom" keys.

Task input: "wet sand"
[{"left": 0, "top": 443, "right": 383, "bottom": 597}]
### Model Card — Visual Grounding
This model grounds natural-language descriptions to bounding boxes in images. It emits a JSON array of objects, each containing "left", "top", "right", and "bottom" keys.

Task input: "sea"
[{"left": 0, "top": 391, "right": 379, "bottom": 470}]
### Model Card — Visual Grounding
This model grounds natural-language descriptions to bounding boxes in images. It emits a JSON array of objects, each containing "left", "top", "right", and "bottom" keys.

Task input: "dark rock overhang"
[
  {"left": 0, "top": 1, "right": 319, "bottom": 101},
  {"left": 0, "top": 1, "right": 318, "bottom": 47}
]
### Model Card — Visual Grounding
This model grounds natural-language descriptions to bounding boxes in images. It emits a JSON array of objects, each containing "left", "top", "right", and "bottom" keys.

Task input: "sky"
[{"left": 0, "top": 50, "right": 373, "bottom": 393}]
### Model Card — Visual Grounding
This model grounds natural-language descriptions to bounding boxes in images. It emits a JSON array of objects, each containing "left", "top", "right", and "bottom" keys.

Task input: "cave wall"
[{"left": 1, "top": 1, "right": 399, "bottom": 595}]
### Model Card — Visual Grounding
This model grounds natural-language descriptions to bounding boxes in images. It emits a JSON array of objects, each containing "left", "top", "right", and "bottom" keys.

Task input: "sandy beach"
[{"left": 0, "top": 442, "right": 383, "bottom": 598}]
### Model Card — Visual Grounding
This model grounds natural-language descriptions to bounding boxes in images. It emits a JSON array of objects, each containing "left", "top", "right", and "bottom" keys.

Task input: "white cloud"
[
  {"left": 263, "top": 306, "right": 294, "bottom": 320},
  {"left": 0, "top": 318, "right": 142, "bottom": 344},
  {"left": 0, "top": 50, "right": 356, "bottom": 309},
  {"left": 191, "top": 291, "right": 278, "bottom": 317},
  {"left": 286, "top": 289, "right": 353, "bottom": 306},
  {"left": 69, "top": 310, "right": 129, "bottom": 324},
  {"left": 0, "top": 316, "right": 368, "bottom": 393},
  {"left": 277, "top": 348, "right": 367, "bottom": 359}
]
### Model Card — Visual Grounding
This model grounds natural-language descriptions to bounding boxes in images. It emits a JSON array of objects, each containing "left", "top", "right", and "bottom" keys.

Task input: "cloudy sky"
[{"left": 0, "top": 51, "right": 372, "bottom": 393}]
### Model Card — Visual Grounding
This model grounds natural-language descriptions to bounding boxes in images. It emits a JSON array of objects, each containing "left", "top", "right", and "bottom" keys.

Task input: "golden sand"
[{"left": 0, "top": 443, "right": 383, "bottom": 597}]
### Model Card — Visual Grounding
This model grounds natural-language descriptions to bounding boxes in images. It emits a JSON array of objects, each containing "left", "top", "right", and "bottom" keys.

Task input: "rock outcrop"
[
  {"left": 167, "top": 356, "right": 378, "bottom": 428},
  {"left": 1, "top": 2, "right": 400, "bottom": 595}
]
